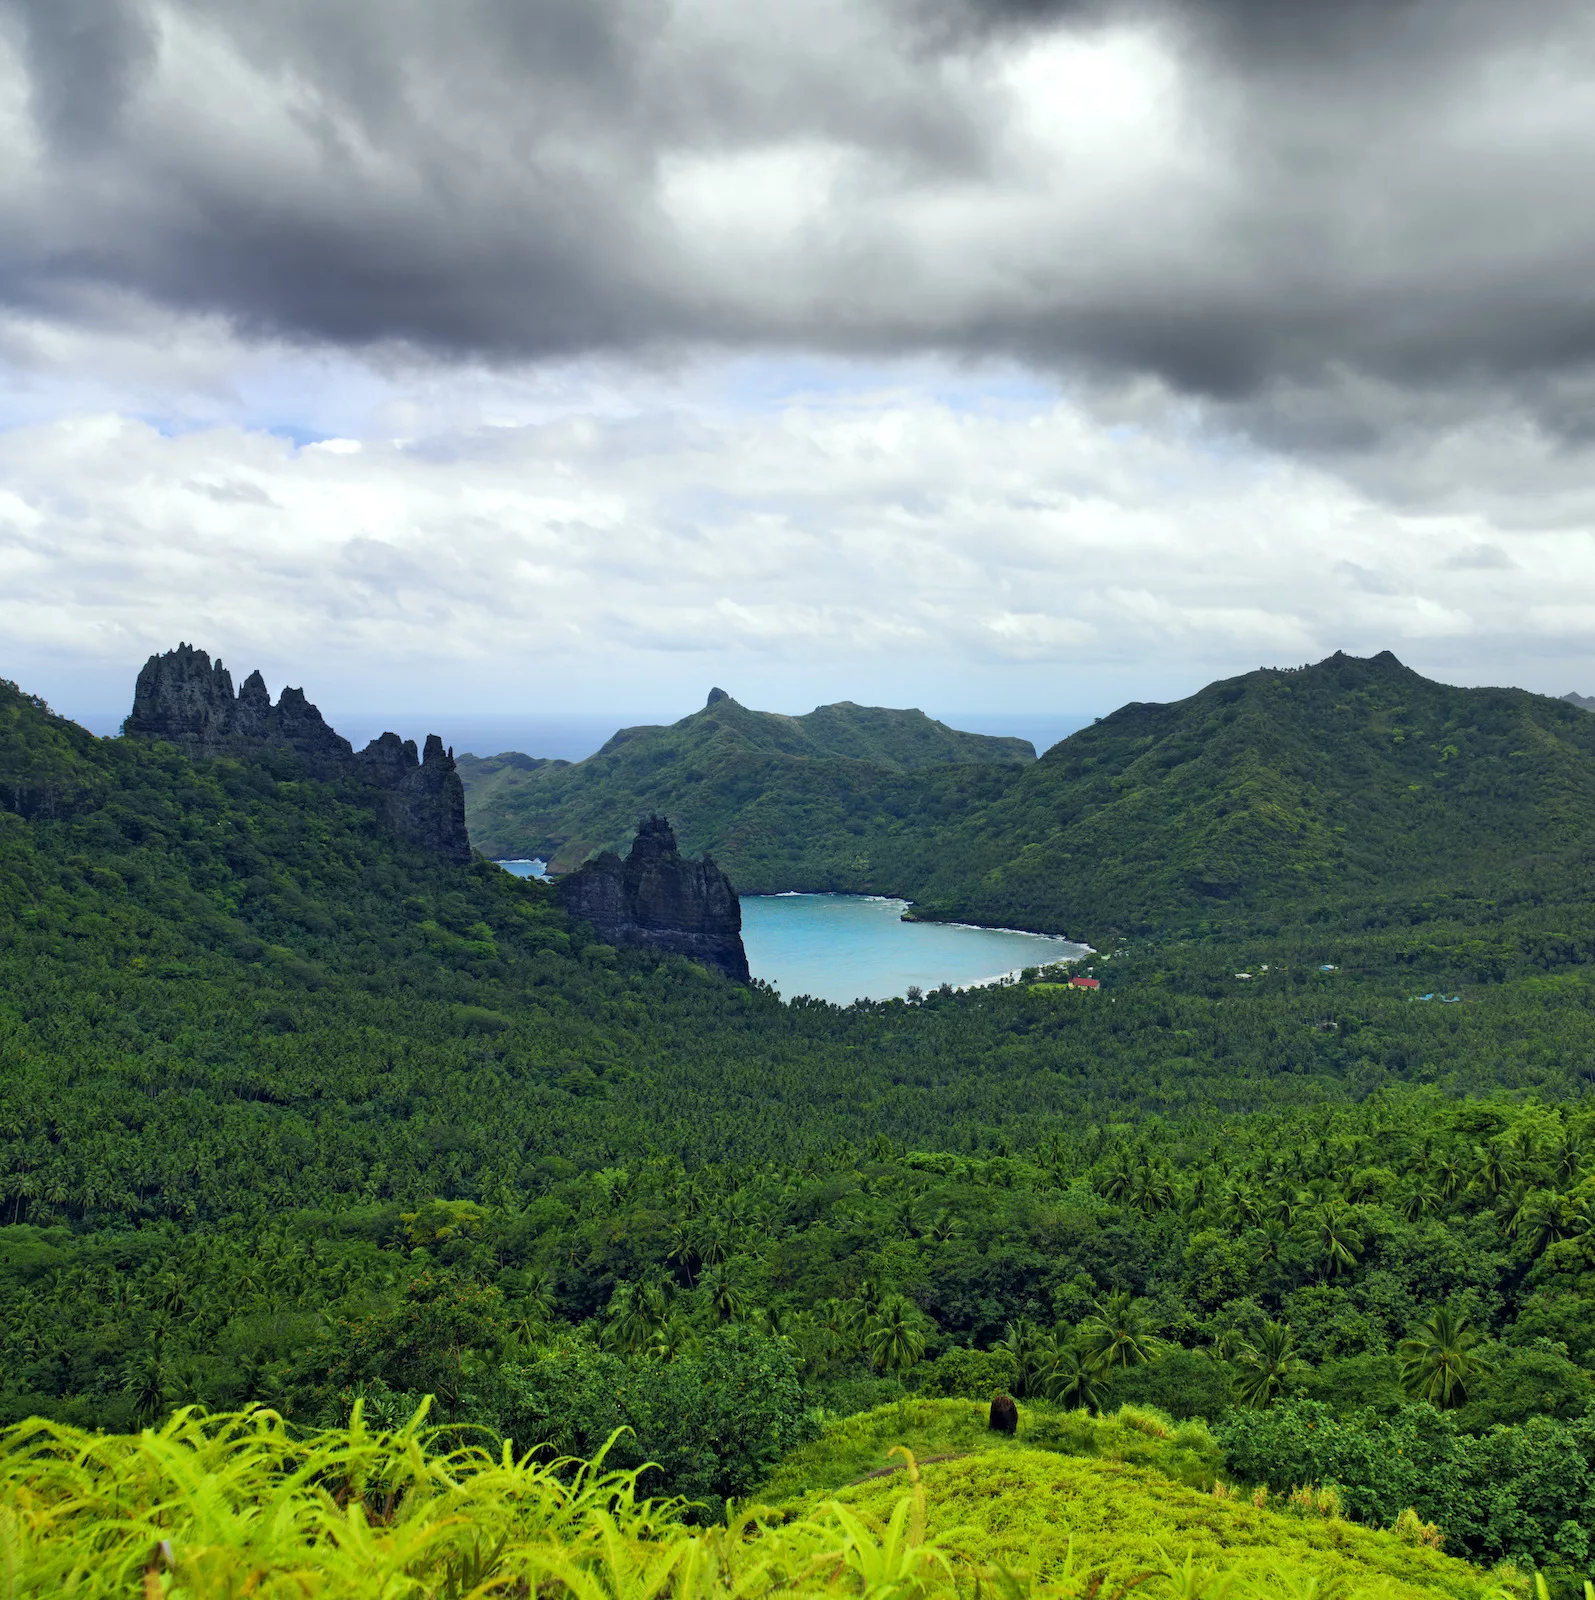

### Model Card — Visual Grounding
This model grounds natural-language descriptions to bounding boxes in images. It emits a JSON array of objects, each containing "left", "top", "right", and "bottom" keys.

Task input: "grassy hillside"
[
  {"left": 458, "top": 692, "right": 1031, "bottom": 883},
  {"left": 910, "top": 650, "right": 1595, "bottom": 937},
  {"left": 0, "top": 1402, "right": 1522, "bottom": 1598},
  {"left": 776, "top": 1402, "right": 1508, "bottom": 1598}
]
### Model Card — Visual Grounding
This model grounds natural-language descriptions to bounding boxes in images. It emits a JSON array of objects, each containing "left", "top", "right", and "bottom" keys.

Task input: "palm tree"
[
  {"left": 1233, "top": 1321, "right": 1297, "bottom": 1407},
  {"left": 809, "top": 1298, "right": 855, "bottom": 1370},
  {"left": 699, "top": 1263, "right": 744, "bottom": 1323},
  {"left": 924, "top": 1208, "right": 964, "bottom": 1243},
  {"left": 1097, "top": 1157, "right": 1135, "bottom": 1202},
  {"left": 1310, "top": 1203, "right": 1361, "bottom": 1279},
  {"left": 1036, "top": 1342, "right": 1105, "bottom": 1413},
  {"left": 665, "top": 1222, "right": 701, "bottom": 1285},
  {"left": 849, "top": 1276, "right": 883, "bottom": 1328},
  {"left": 863, "top": 1295, "right": 927, "bottom": 1378},
  {"left": 1472, "top": 1139, "right": 1517, "bottom": 1199},
  {"left": 997, "top": 1318, "right": 1050, "bottom": 1397},
  {"left": 1433, "top": 1154, "right": 1463, "bottom": 1200},
  {"left": 648, "top": 1317, "right": 693, "bottom": 1360},
  {"left": 1221, "top": 1183, "right": 1265, "bottom": 1232},
  {"left": 1397, "top": 1180, "right": 1437, "bottom": 1223},
  {"left": 1501, "top": 1184, "right": 1538, "bottom": 1240},
  {"left": 1550, "top": 1129, "right": 1587, "bottom": 1188},
  {"left": 1520, "top": 1190, "right": 1593, "bottom": 1258},
  {"left": 1076, "top": 1291, "right": 1165, "bottom": 1372},
  {"left": 1398, "top": 1307, "right": 1487, "bottom": 1409},
  {"left": 122, "top": 1347, "right": 173, "bottom": 1427},
  {"left": 1131, "top": 1163, "right": 1175, "bottom": 1216},
  {"left": 602, "top": 1284, "right": 646, "bottom": 1354}
]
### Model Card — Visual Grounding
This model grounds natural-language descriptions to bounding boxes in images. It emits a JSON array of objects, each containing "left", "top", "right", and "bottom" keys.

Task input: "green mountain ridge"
[
  {"left": 463, "top": 651, "right": 1595, "bottom": 946},
  {"left": 458, "top": 691, "right": 1033, "bottom": 882},
  {"left": 911, "top": 650, "right": 1595, "bottom": 937}
]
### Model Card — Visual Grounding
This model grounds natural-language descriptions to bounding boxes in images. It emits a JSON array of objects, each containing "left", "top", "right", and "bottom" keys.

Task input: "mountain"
[
  {"left": 126, "top": 643, "right": 471, "bottom": 862},
  {"left": 910, "top": 649, "right": 1595, "bottom": 936},
  {"left": 458, "top": 691, "right": 1033, "bottom": 884},
  {"left": 1563, "top": 690, "right": 1595, "bottom": 710},
  {"left": 465, "top": 651, "right": 1595, "bottom": 937}
]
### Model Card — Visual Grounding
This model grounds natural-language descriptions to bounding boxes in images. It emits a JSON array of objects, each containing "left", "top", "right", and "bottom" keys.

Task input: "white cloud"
[{"left": 8, "top": 355, "right": 1595, "bottom": 721}]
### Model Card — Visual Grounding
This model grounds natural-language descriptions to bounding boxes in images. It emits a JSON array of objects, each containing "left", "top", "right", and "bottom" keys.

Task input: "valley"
[{"left": 3, "top": 646, "right": 1594, "bottom": 1593}]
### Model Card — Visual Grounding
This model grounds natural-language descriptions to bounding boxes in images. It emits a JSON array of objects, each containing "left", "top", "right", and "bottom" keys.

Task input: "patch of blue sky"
[{"left": 264, "top": 423, "right": 336, "bottom": 449}]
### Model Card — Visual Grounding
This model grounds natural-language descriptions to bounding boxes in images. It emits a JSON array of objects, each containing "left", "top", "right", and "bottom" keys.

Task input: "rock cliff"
[
  {"left": 556, "top": 815, "right": 749, "bottom": 981},
  {"left": 124, "top": 645, "right": 469, "bottom": 863}
]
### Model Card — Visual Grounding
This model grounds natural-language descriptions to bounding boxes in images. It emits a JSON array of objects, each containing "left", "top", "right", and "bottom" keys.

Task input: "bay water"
[
  {"left": 495, "top": 865, "right": 1088, "bottom": 1004},
  {"left": 739, "top": 893, "right": 1088, "bottom": 1004}
]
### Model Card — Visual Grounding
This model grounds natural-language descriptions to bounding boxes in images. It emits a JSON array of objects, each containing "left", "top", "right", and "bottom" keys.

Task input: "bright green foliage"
[
  {"left": 756, "top": 1399, "right": 1225, "bottom": 1502},
  {"left": 764, "top": 1403, "right": 1511, "bottom": 1598},
  {"left": 830, "top": 1448, "right": 1510, "bottom": 1600},
  {"left": 0, "top": 1403, "right": 1519, "bottom": 1600},
  {"left": 1219, "top": 1398, "right": 1595, "bottom": 1575},
  {"left": 457, "top": 692, "right": 1032, "bottom": 882}
]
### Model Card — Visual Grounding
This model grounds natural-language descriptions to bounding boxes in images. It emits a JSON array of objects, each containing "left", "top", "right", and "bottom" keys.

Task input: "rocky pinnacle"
[
  {"left": 556, "top": 815, "right": 749, "bottom": 981},
  {"left": 124, "top": 644, "right": 470, "bottom": 864}
]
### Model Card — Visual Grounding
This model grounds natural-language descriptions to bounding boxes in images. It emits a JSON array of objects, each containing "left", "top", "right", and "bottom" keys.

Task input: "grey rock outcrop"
[
  {"left": 556, "top": 815, "right": 749, "bottom": 981},
  {"left": 124, "top": 644, "right": 469, "bottom": 863}
]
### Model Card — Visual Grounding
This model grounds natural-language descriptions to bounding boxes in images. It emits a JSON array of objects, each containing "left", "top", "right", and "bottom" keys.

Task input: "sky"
[{"left": 6, "top": 0, "right": 1595, "bottom": 733}]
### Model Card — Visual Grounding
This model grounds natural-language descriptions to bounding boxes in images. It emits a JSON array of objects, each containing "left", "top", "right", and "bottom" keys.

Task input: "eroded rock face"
[
  {"left": 557, "top": 815, "right": 749, "bottom": 981},
  {"left": 124, "top": 644, "right": 469, "bottom": 863}
]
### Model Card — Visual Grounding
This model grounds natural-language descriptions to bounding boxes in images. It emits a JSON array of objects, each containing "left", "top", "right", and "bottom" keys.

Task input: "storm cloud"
[
  {"left": 4, "top": 0, "right": 1595, "bottom": 442},
  {"left": 7, "top": 0, "right": 1595, "bottom": 720}
]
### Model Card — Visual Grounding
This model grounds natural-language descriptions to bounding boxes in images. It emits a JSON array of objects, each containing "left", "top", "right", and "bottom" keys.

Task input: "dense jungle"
[{"left": 5, "top": 652, "right": 1595, "bottom": 1591}]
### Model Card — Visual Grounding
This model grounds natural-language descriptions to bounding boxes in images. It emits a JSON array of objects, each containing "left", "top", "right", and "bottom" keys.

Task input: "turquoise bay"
[{"left": 739, "top": 893, "right": 1089, "bottom": 1005}]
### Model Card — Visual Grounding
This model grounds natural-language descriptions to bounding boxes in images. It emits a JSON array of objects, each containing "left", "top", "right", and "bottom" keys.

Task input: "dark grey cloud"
[
  {"left": 3, "top": 0, "right": 1595, "bottom": 462},
  {"left": 7, "top": 0, "right": 156, "bottom": 151}
]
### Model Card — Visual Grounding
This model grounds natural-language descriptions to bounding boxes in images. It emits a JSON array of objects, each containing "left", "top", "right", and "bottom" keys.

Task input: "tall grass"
[{"left": 0, "top": 1404, "right": 1535, "bottom": 1598}]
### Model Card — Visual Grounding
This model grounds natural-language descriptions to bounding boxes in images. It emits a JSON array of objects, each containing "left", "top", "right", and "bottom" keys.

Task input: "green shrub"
[
  {"left": 913, "top": 1346, "right": 1018, "bottom": 1400},
  {"left": 500, "top": 1327, "right": 814, "bottom": 1506}
]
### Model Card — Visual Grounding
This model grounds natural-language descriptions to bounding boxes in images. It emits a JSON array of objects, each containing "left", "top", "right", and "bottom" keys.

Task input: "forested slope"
[
  {"left": 464, "top": 654, "right": 1595, "bottom": 947},
  {"left": 8, "top": 664, "right": 1595, "bottom": 1581},
  {"left": 458, "top": 691, "right": 1030, "bottom": 882},
  {"left": 909, "top": 650, "right": 1595, "bottom": 937}
]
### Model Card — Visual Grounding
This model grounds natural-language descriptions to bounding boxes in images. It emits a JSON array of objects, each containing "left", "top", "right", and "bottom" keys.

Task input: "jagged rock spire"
[
  {"left": 123, "top": 645, "right": 469, "bottom": 863},
  {"left": 557, "top": 814, "right": 748, "bottom": 981}
]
